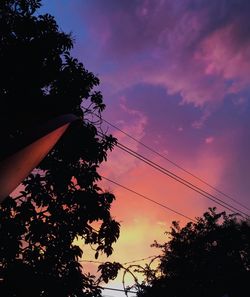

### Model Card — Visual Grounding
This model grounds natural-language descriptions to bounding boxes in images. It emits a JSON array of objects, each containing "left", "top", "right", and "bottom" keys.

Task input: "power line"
[
  {"left": 101, "top": 175, "right": 196, "bottom": 222},
  {"left": 96, "top": 127, "right": 249, "bottom": 218},
  {"left": 115, "top": 142, "right": 249, "bottom": 219},
  {"left": 87, "top": 115, "right": 250, "bottom": 218},
  {"left": 80, "top": 260, "right": 104, "bottom": 264},
  {"left": 80, "top": 255, "right": 160, "bottom": 266},
  {"left": 96, "top": 128, "right": 249, "bottom": 218},
  {"left": 123, "top": 255, "right": 159, "bottom": 265},
  {"left": 100, "top": 286, "right": 137, "bottom": 294},
  {"left": 89, "top": 117, "right": 249, "bottom": 218},
  {"left": 99, "top": 116, "right": 250, "bottom": 212}
]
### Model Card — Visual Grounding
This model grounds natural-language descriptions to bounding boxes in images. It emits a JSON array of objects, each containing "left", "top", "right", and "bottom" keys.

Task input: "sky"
[{"left": 40, "top": 1, "right": 250, "bottom": 296}]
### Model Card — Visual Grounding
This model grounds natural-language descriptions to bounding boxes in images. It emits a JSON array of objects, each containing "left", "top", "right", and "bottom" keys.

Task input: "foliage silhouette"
[
  {"left": 0, "top": 1, "right": 119, "bottom": 296},
  {"left": 137, "top": 208, "right": 250, "bottom": 297}
]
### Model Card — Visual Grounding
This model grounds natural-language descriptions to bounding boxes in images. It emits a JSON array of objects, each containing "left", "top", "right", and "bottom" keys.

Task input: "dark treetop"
[
  {"left": 0, "top": 1, "right": 120, "bottom": 296},
  {"left": 137, "top": 208, "right": 250, "bottom": 297}
]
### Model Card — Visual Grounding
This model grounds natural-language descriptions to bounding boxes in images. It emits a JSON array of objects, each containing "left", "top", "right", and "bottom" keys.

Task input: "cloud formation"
[{"left": 78, "top": 0, "right": 250, "bottom": 108}]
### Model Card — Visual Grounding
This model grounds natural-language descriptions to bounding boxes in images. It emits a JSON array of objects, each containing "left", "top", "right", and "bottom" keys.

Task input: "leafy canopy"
[
  {"left": 0, "top": 1, "right": 119, "bottom": 296},
  {"left": 137, "top": 208, "right": 250, "bottom": 297}
]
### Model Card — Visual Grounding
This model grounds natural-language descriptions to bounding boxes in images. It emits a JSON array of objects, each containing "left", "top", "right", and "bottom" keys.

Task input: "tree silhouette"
[
  {"left": 137, "top": 208, "right": 250, "bottom": 297},
  {"left": 0, "top": 1, "right": 119, "bottom": 296}
]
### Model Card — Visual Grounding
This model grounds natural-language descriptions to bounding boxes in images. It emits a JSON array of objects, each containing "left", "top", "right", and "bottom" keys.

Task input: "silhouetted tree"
[
  {"left": 0, "top": 1, "right": 119, "bottom": 296},
  {"left": 137, "top": 208, "right": 250, "bottom": 297}
]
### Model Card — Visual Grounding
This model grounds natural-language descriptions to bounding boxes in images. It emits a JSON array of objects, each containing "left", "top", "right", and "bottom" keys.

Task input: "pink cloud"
[
  {"left": 196, "top": 22, "right": 250, "bottom": 95},
  {"left": 100, "top": 96, "right": 147, "bottom": 178},
  {"left": 77, "top": 1, "right": 250, "bottom": 111},
  {"left": 205, "top": 136, "right": 214, "bottom": 144}
]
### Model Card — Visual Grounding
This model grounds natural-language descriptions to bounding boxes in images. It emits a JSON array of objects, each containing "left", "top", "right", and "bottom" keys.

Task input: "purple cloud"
[{"left": 75, "top": 0, "right": 250, "bottom": 108}]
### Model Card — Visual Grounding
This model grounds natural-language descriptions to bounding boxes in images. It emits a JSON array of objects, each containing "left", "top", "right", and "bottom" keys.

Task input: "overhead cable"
[
  {"left": 101, "top": 175, "right": 196, "bottom": 222},
  {"left": 99, "top": 116, "right": 250, "bottom": 212},
  {"left": 100, "top": 286, "right": 137, "bottom": 294},
  {"left": 115, "top": 142, "right": 249, "bottom": 219}
]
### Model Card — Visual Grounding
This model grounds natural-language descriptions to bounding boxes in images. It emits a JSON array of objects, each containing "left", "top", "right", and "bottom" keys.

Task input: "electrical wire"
[
  {"left": 99, "top": 116, "right": 250, "bottom": 212},
  {"left": 88, "top": 116, "right": 249, "bottom": 219},
  {"left": 96, "top": 128, "right": 248, "bottom": 218},
  {"left": 80, "top": 260, "right": 104, "bottom": 264},
  {"left": 100, "top": 286, "right": 137, "bottom": 294},
  {"left": 122, "top": 255, "right": 159, "bottom": 265},
  {"left": 80, "top": 255, "right": 160, "bottom": 266},
  {"left": 115, "top": 142, "right": 249, "bottom": 219},
  {"left": 101, "top": 175, "right": 196, "bottom": 222}
]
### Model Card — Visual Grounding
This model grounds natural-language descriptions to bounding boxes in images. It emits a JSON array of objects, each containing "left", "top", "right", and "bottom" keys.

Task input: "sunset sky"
[{"left": 40, "top": 1, "right": 250, "bottom": 296}]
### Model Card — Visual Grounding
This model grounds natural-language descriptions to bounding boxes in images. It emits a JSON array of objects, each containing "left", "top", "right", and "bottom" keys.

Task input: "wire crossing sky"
[
  {"left": 97, "top": 128, "right": 249, "bottom": 218},
  {"left": 115, "top": 142, "right": 249, "bottom": 218},
  {"left": 101, "top": 175, "right": 196, "bottom": 222},
  {"left": 99, "top": 116, "right": 250, "bottom": 212}
]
